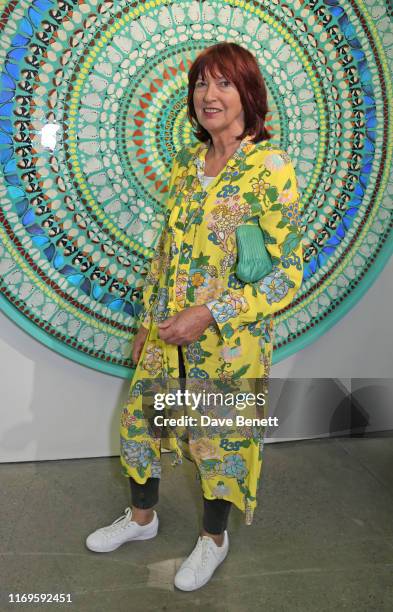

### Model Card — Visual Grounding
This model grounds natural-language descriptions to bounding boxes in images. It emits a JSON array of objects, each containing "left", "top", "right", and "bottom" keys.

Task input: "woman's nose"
[{"left": 203, "top": 83, "right": 218, "bottom": 101}]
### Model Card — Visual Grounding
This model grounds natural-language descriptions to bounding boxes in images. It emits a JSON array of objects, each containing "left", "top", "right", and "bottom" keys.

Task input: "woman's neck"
[{"left": 207, "top": 134, "right": 243, "bottom": 160}]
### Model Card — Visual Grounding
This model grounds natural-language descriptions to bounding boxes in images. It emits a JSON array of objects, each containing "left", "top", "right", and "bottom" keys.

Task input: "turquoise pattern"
[{"left": 0, "top": 0, "right": 392, "bottom": 377}]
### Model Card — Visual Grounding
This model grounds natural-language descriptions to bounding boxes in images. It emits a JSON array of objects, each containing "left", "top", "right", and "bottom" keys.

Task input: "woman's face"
[{"left": 193, "top": 68, "right": 245, "bottom": 139}]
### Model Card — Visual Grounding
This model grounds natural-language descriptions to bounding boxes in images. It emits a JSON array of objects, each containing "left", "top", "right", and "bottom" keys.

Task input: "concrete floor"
[{"left": 1, "top": 435, "right": 393, "bottom": 612}]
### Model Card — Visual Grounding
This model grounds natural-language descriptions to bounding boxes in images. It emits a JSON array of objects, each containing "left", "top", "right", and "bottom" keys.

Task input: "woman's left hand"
[{"left": 157, "top": 305, "right": 215, "bottom": 345}]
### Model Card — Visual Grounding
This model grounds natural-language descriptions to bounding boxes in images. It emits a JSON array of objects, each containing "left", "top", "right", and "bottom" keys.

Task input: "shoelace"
[
  {"left": 187, "top": 537, "right": 215, "bottom": 569},
  {"left": 105, "top": 507, "right": 133, "bottom": 534},
  {"left": 201, "top": 538, "right": 214, "bottom": 568}
]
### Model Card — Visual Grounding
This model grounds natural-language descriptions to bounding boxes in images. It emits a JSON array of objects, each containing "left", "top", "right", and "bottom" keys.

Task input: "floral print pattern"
[
  {"left": 120, "top": 135, "right": 303, "bottom": 525},
  {"left": 141, "top": 343, "right": 163, "bottom": 376},
  {"left": 256, "top": 267, "right": 295, "bottom": 305}
]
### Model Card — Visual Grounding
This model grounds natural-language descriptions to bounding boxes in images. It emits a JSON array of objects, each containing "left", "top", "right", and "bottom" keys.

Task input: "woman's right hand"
[{"left": 131, "top": 325, "right": 149, "bottom": 365}]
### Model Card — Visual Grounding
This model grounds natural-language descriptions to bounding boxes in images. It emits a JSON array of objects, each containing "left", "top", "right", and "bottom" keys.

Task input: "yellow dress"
[{"left": 120, "top": 134, "right": 303, "bottom": 524}]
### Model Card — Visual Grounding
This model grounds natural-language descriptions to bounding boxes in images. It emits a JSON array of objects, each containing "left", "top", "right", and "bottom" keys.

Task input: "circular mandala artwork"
[{"left": 0, "top": 0, "right": 392, "bottom": 377}]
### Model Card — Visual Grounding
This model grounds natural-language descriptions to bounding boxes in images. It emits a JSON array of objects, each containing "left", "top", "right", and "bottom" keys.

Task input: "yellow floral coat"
[{"left": 120, "top": 134, "right": 303, "bottom": 524}]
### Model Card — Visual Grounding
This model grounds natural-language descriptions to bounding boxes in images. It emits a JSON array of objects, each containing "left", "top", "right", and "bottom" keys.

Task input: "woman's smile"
[{"left": 203, "top": 108, "right": 223, "bottom": 117}]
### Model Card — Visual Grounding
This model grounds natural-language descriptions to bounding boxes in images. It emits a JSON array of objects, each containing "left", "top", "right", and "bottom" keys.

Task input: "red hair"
[{"left": 187, "top": 42, "right": 272, "bottom": 144}]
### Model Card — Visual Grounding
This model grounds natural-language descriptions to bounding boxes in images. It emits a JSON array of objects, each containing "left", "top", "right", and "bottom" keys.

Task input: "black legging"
[
  {"left": 129, "top": 476, "right": 231, "bottom": 535},
  {"left": 128, "top": 345, "right": 232, "bottom": 535}
]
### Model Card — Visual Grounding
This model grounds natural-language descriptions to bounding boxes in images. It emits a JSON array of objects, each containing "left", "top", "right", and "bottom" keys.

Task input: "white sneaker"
[
  {"left": 174, "top": 531, "right": 229, "bottom": 591},
  {"left": 85, "top": 507, "right": 158, "bottom": 553}
]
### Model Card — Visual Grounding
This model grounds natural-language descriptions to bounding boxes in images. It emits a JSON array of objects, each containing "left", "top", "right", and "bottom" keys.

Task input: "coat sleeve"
[
  {"left": 137, "top": 152, "right": 181, "bottom": 329},
  {"left": 206, "top": 156, "right": 303, "bottom": 340}
]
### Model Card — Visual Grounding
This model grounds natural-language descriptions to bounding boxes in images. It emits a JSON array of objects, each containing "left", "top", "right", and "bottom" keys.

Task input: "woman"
[{"left": 86, "top": 42, "right": 303, "bottom": 591}]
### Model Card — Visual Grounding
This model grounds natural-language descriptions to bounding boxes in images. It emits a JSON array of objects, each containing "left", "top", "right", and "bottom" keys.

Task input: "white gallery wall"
[{"left": 1, "top": 256, "right": 392, "bottom": 463}]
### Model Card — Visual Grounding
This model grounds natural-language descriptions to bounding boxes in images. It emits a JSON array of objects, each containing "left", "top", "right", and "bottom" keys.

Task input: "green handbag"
[{"left": 235, "top": 224, "right": 273, "bottom": 283}]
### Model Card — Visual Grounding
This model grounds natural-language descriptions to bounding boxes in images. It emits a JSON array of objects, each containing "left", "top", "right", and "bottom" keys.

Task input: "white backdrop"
[{"left": 1, "top": 257, "right": 392, "bottom": 463}]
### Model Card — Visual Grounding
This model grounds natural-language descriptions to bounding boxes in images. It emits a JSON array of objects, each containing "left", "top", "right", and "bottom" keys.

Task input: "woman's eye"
[{"left": 195, "top": 80, "right": 231, "bottom": 87}]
